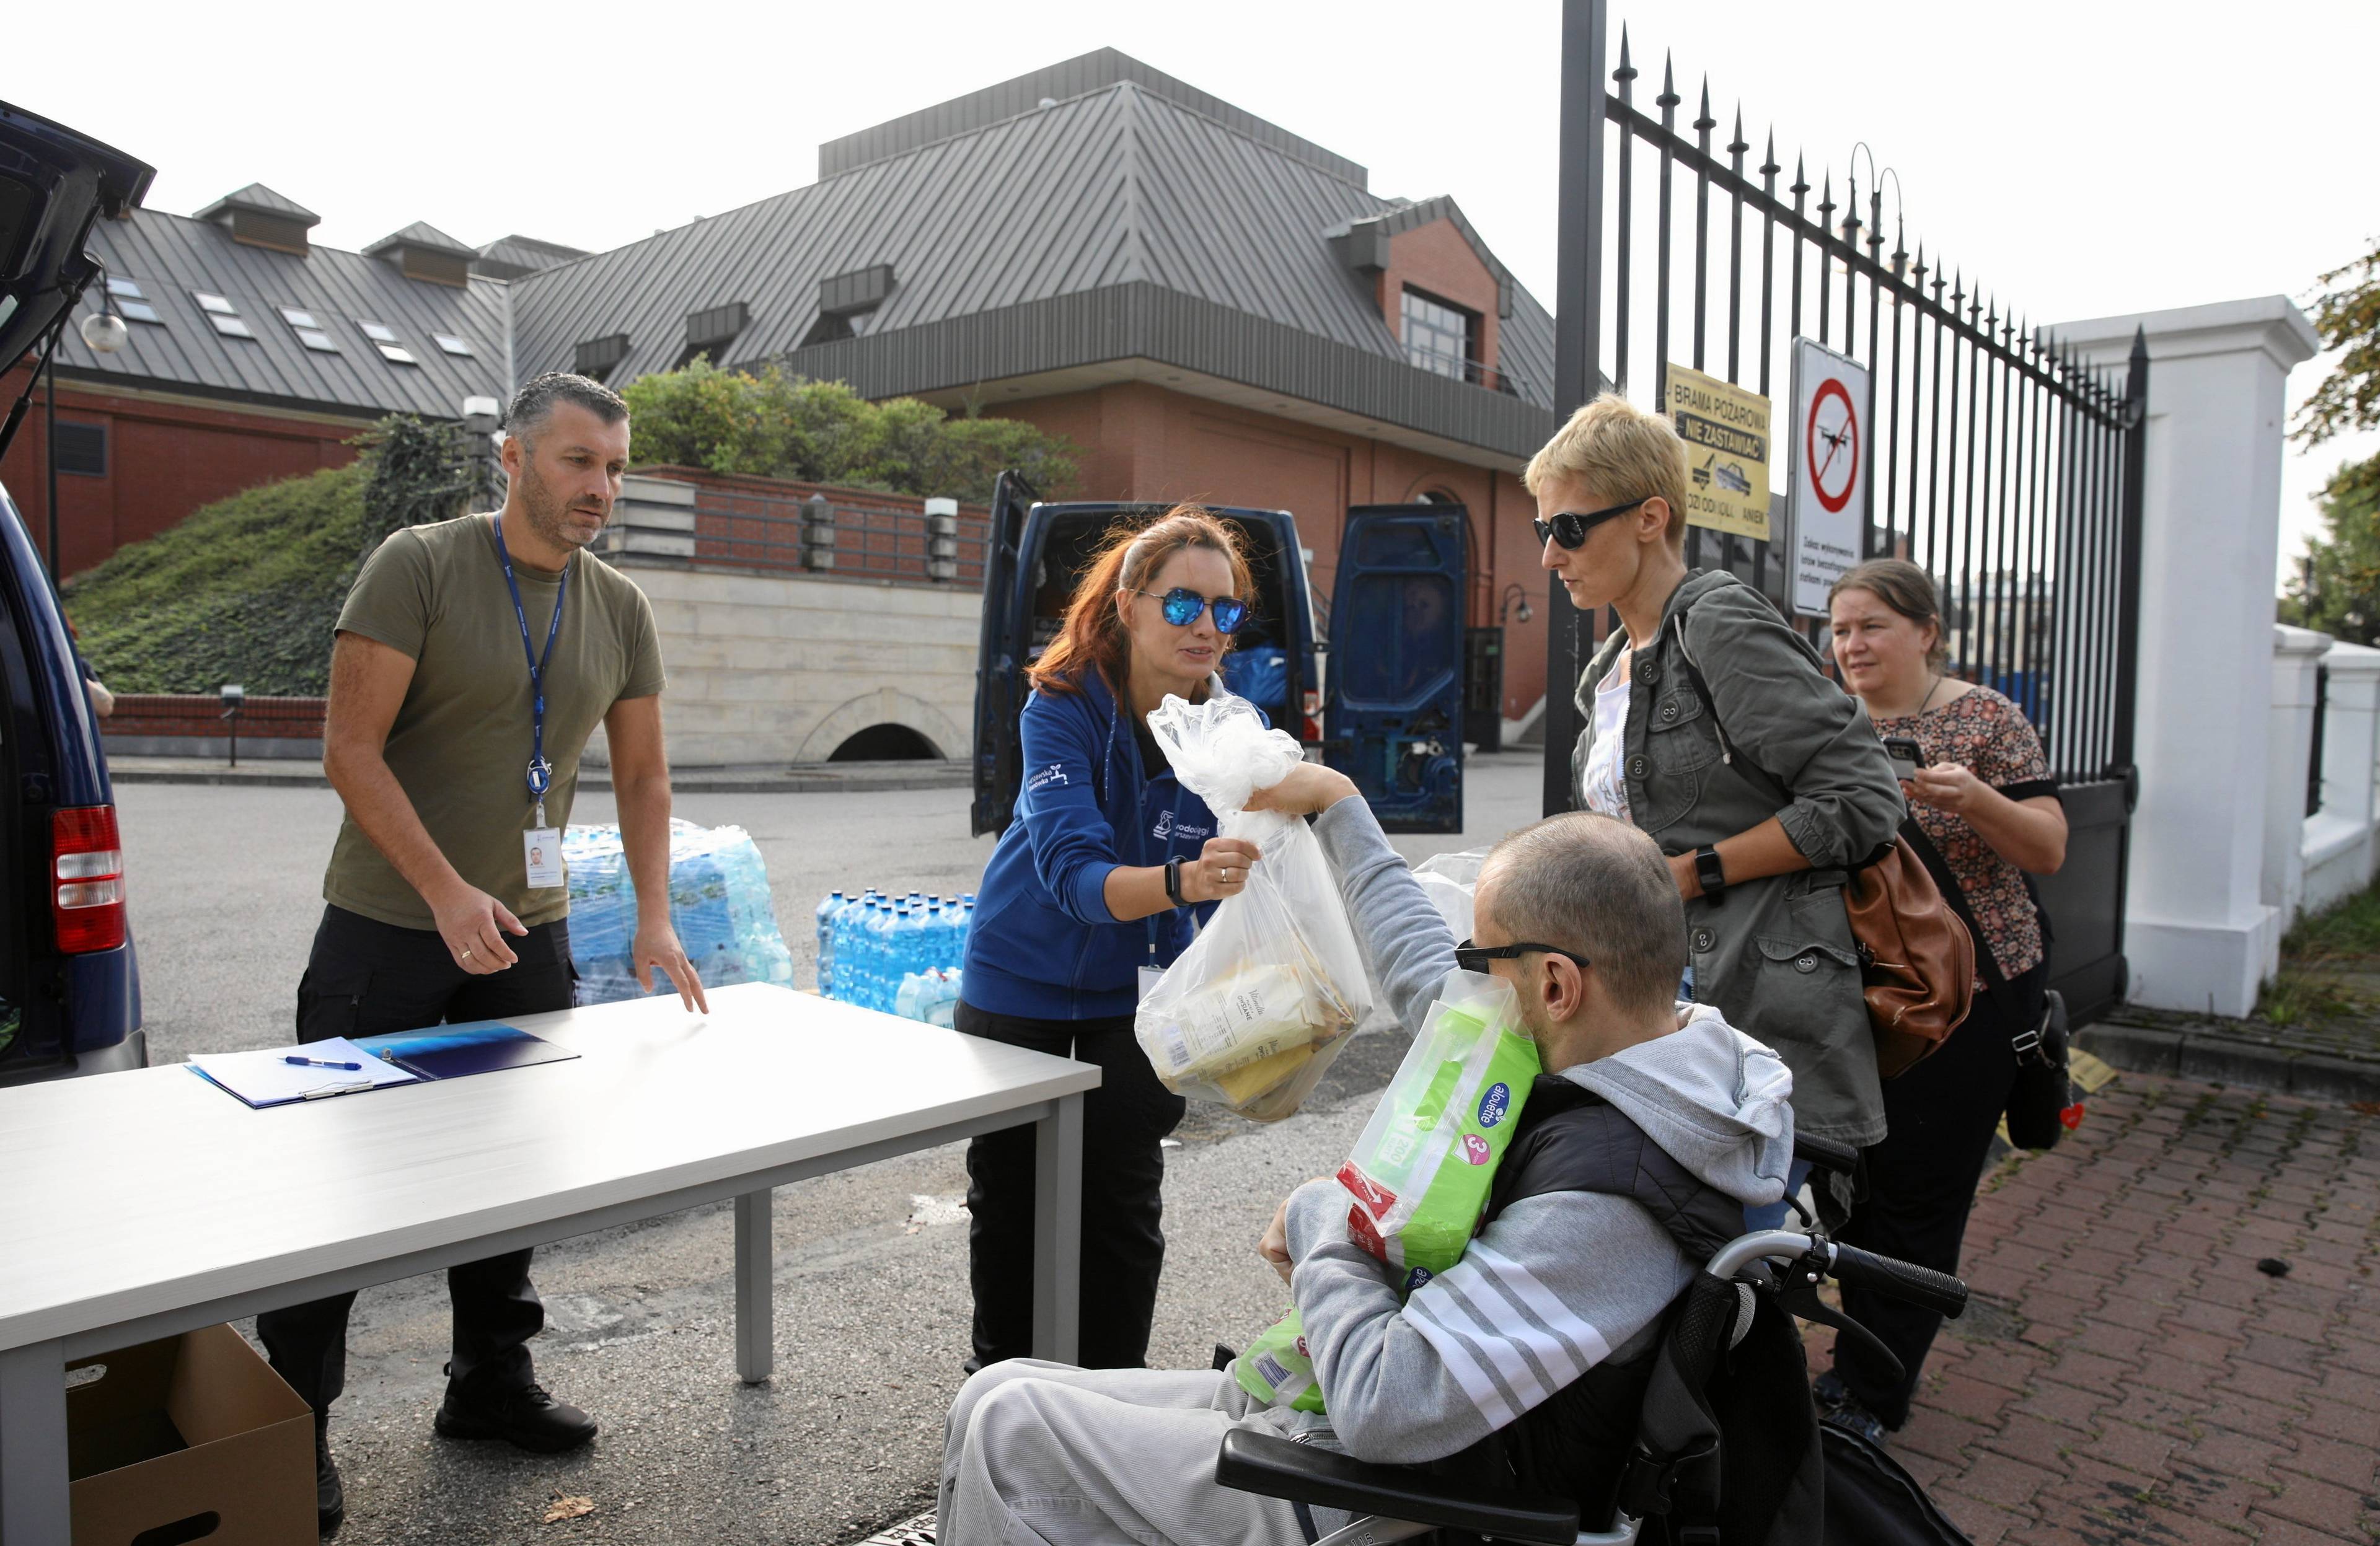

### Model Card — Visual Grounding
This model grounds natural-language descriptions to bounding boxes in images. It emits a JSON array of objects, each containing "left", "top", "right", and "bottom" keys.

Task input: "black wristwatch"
[
  {"left": 1693, "top": 845, "right": 1727, "bottom": 903},
  {"left": 1163, "top": 856, "right": 1185, "bottom": 906}
]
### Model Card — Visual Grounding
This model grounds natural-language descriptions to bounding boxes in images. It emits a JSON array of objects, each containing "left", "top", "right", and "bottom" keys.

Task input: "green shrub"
[
  {"left": 620, "top": 359, "right": 1075, "bottom": 501},
  {"left": 63, "top": 416, "right": 474, "bottom": 695}
]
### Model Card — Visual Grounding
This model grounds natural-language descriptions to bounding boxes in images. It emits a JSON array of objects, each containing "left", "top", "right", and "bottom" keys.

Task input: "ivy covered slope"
[{"left": 64, "top": 416, "right": 474, "bottom": 696}]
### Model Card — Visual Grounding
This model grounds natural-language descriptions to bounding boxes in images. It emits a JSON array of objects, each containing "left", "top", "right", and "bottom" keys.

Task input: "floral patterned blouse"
[{"left": 1871, "top": 686, "right": 2059, "bottom": 985}]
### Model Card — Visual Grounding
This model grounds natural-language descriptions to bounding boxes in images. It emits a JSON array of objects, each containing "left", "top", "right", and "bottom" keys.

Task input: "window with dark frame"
[
  {"left": 1401, "top": 287, "right": 1476, "bottom": 382},
  {"left": 54, "top": 421, "right": 107, "bottom": 477}
]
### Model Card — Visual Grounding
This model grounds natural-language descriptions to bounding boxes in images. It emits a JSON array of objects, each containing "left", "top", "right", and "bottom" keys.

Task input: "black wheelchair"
[{"left": 1217, "top": 1142, "right": 1977, "bottom": 1546}]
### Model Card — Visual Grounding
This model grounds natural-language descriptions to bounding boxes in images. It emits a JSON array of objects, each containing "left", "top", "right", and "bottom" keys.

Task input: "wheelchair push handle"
[{"left": 1827, "top": 1242, "right": 1969, "bottom": 1320}]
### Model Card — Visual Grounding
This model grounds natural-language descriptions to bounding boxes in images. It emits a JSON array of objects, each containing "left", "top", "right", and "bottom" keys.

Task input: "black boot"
[
  {"left": 314, "top": 1410, "right": 345, "bottom": 1537},
  {"left": 433, "top": 1365, "right": 597, "bottom": 1454}
]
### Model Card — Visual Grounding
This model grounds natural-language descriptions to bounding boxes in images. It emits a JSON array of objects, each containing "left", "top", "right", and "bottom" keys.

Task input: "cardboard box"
[{"left": 65, "top": 1323, "right": 314, "bottom": 1545}]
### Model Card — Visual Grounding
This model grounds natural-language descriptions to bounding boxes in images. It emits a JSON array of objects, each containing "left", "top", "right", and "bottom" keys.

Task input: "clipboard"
[{"left": 185, "top": 1037, "right": 421, "bottom": 1109}]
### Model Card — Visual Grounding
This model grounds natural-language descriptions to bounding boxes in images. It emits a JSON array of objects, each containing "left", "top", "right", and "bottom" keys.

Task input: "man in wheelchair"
[{"left": 936, "top": 765, "right": 1807, "bottom": 1545}]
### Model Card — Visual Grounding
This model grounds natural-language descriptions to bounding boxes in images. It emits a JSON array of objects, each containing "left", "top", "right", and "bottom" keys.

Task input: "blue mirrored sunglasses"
[{"left": 1135, "top": 587, "right": 1248, "bottom": 634}]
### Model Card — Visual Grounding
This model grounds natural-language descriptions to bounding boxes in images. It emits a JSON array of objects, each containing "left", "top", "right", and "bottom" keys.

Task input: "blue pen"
[{"left": 285, "top": 1055, "right": 364, "bottom": 1071}]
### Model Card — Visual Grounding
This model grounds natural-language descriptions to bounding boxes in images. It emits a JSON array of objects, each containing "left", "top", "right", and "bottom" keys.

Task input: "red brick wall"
[
  {"left": 0, "top": 364, "right": 366, "bottom": 579},
  {"left": 994, "top": 382, "right": 1548, "bottom": 720}
]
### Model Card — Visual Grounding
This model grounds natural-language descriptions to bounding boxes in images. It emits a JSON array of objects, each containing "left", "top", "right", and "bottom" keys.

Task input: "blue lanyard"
[{"left": 491, "top": 516, "right": 568, "bottom": 822}]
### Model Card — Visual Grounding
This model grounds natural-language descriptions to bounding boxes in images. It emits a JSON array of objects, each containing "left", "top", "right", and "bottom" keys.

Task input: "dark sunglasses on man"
[
  {"left": 1133, "top": 587, "right": 1248, "bottom": 635},
  {"left": 1532, "top": 496, "right": 1649, "bottom": 551},
  {"left": 1453, "top": 939, "right": 1593, "bottom": 975}
]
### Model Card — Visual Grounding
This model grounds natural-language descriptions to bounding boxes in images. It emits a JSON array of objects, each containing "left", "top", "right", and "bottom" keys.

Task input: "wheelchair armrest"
[
  {"left": 1793, "top": 1132, "right": 1859, "bottom": 1176},
  {"left": 1215, "top": 1430, "right": 1579, "bottom": 1546}
]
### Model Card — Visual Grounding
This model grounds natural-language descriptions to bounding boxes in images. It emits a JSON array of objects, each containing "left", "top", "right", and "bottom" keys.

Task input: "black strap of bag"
[{"left": 1898, "top": 812, "right": 2073, "bottom": 1150}]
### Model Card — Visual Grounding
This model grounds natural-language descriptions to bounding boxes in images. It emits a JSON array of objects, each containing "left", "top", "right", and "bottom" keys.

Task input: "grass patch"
[
  {"left": 2280, "top": 880, "right": 2380, "bottom": 964},
  {"left": 2255, "top": 966, "right": 2361, "bottom": 1028}
]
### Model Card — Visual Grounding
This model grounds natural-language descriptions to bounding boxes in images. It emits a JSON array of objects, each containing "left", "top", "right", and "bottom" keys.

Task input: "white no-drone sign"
[{"left": 1787, "top": 338, "right": 1871, "bottom": 619}]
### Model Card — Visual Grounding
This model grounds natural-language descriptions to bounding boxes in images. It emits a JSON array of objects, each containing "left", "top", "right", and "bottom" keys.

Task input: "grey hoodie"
[{"left": 1260, "top": 796, "right": 1795, "bottom": 1466}]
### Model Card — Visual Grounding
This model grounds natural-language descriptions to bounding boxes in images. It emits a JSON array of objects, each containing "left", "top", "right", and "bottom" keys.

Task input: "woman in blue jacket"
[{"left": 959, "top": 506, "right": 1264, "bottom": 1371}]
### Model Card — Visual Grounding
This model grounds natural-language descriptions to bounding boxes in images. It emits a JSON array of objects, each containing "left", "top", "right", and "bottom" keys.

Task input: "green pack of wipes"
[
  {"left": 1336, "top": 969, "right": 1541, "bottom": 1288},
  {"left": 1233, "top": 1308, "right": 1325, "bottom": 1413}
]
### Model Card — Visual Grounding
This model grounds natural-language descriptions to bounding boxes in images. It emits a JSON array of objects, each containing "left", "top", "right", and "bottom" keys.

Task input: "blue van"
[
  {"left": 0, "top": 101, "right": 153, "bottom": 1084},
  {"left": 969, "top": 472, "right": 1470, "bottom": 835}
]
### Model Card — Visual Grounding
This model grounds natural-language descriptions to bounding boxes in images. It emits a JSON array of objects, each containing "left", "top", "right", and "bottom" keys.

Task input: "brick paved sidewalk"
[{"left": 1820, "top": 1076, "right": 2379, "bottom": 1544}]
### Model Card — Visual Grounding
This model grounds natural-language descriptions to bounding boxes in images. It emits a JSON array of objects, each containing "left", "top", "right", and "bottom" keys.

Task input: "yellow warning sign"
[{"left": 1664, "top": 365, "right": 1772, "bottom": 541}]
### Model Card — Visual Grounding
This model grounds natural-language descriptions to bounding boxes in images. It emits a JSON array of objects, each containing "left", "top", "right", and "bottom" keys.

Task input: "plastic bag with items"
[
  {"left": 1411, "top": 846, "right": 1490, "bottom": 942},
  {"left": 1132, "top": 694, "right": 1373, "bottom": 1120}
]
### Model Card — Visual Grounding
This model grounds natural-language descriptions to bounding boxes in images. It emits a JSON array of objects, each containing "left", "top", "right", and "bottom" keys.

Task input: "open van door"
[
  {"left": 969, "top": 470, "right": 1040, "bottom": 837},
  {"left": 1323, "top": 504, "right": 1466, "bottom": 833}
]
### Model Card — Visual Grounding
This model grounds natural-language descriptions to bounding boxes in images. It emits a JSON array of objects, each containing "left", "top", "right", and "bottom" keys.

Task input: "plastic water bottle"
[
  {"left": 869, "top": 902, "right": 904, "bottom": 1010},
  {"left": 816, "top": 891, "right": 845, "bottom": 996},
  {"left": 851, "top": 896, "right": 883, "bottom": 1008},
  {"left": 829, "top": 892, "right": 868, "bottom": 1001}
]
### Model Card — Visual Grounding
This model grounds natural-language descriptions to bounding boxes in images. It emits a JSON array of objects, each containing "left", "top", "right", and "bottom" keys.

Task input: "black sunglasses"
[
  {"left": 1532, "top": 498, "right": 1649, "bottom": 551},
  {"left": 1454, "top": 938, "right": 1593, "bottom": 974},
  {"left": 1134, "top": 587, "right": 1248, "bottom": 635}
]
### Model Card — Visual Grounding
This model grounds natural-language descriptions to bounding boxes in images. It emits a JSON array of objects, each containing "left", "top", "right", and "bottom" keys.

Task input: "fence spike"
[
  {"left": 1659, "top": 52, "right": 1678, "bottom": 108},
  {"left": 1730, "top": 107, "right": 1748, "bottom": 159},
  {"left": 1760, "top": 129, "right": 1779, "bottom": 180},
  {"left": 1696, "top": 77, "right": 1714, "bottom": 133},
  {"left": 1791, "top": 152, "right": 1809, "bottom": 198}
]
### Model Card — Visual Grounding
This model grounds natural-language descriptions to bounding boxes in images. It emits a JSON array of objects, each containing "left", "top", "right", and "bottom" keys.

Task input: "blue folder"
[{"left": 354, "top": 1020, "right": 580, "bottom": 1081}]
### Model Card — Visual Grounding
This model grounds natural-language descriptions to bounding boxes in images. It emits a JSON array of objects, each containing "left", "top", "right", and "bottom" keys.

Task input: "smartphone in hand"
[{"left": 1882, "top": 736, "right": 1928, "bottom": 782}]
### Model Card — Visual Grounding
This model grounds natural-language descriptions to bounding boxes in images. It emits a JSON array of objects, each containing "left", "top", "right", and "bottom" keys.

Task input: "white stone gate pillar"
[{"left": 2048, "top": 297, "right": 2319, "bottom": 1017}]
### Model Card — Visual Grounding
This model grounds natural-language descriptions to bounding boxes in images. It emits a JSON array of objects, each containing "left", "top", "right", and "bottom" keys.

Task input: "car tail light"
[
  {"left": 1302, "top": 688, "right": 1323, "bottom": 744},
  {"left": 53, "top": 806, "right": 128, "bottom": 953}
]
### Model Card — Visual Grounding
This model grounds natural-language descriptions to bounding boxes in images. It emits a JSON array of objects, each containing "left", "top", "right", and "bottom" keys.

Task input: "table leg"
[
  {"left": 0, "top": 1339, "right": 69, "bottom": 1546},
  {"left": 733, "top": 1188, "right": 774, "bottom": 1385},
  {"left": 1031, "top": 1091, "right": 1085, "bottom": 1364}
]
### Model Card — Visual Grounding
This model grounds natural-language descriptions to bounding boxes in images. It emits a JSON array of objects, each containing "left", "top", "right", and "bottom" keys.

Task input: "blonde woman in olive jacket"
[{"left": 1530, "top": 396, "right": 1904, "bottom": 1210}]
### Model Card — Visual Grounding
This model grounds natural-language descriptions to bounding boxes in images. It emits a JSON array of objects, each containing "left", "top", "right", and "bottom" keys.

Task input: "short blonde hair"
[{"left": 1523, "top": 393, "right": 1689, "bottom": 547}]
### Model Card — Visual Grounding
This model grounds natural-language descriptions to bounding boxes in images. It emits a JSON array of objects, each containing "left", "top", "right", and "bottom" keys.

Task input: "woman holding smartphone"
[
  {"left": 958, "top": 507, "right": 1263, "bottom": 1373},
  {"left": 1822, "top": 558, "right": 2068, "bottom": 1444}
]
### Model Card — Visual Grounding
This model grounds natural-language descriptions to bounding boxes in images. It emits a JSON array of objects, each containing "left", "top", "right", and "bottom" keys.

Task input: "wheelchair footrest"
[{"left": 1216, "top": 1430, "right": 1579, "bottom": 1546}]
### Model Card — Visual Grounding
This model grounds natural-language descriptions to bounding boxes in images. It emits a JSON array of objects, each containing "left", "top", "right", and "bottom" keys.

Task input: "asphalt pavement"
[{"left": 108, "top": 752, "right": 1548, "bottom": 1544}]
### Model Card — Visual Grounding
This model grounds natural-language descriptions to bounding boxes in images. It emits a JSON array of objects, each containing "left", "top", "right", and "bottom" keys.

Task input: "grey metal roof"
[
  {"left": 819, "top": 47, "right": 1366, "bottom": 190},
  {"left": 473, "top": 234, "right": 587, "bottom": 281},
  {"left": 193, "top": 183, "right": 319, "bottom": 224},
  {"left": 365, "top": 221, "right": 475, "bottom": 259},
  {"left": 509, "top": 81, "right": 1556, "bottom": 453},
  {"left": 53, "top": 208, "right": 505, "bottom": 419}
]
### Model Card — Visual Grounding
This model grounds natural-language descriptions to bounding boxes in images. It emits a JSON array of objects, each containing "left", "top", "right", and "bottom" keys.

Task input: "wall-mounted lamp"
[{"left": 1500, "top": 582, "right": 1534, "bottom": 626}]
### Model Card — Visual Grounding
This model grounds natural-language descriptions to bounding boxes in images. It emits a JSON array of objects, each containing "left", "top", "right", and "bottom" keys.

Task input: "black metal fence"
[{"left": 1546, "top": 0, "right": 2148, "bottom": 1018}]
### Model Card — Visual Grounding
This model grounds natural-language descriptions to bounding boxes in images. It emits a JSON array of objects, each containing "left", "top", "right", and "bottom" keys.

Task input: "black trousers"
[
  {"left": 956, "top": 999, "right": 1186, "bottom": 1372},
  {"left": 1831, "top": 957, "right": 2048, "bottom": 1427},
  {"left": 253, "top": 905, "right": 575, "bottom": 1415}
]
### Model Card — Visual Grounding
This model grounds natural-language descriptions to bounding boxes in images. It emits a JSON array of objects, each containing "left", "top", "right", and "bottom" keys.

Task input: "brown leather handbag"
[{"left": 1845, "top": 830, "right": 1975, "bottom": 1077}]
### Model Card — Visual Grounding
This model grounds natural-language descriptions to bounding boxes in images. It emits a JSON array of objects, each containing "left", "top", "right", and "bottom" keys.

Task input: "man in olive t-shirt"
[{"left": 260, "top": 374, "right": 709, "bottom": 1535}]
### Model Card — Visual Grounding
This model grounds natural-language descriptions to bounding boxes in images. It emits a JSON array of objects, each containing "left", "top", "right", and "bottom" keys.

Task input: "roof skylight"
[
  {"left": 377, "top": 344, "right": 418, "bottom": 365},
  {"left": 357, "top": 320, "right": 397, "bottom": 343},
  {"left": 279, "top": 307, "right": 319, "bottom": 328},
  {"left": 102, "top": 278, "right": 160, "bottom": 324},
  {"left": 211, "top": 315, "right": 255, "bottom": 339},
  {"left": 433, "top": 333, "right": 475, "bottom": 357},
  {"left": 299, "top": 330, "right": 340, "bottom": 353},
  {"left": 193, "top": 292, "right": 236, "bottom": 315}
]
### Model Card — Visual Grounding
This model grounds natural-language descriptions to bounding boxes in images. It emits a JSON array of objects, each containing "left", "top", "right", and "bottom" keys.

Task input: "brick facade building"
[{"left": 15, "top": 50, "right": 1567, "bottom": 726}]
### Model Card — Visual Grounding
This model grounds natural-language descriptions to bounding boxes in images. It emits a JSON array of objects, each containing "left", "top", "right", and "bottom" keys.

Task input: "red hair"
[{"left": 1029, "top": 505, "right": 1256, "bottom": 697}]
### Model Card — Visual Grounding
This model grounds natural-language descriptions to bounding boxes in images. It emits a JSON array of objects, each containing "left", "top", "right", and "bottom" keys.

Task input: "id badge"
[
  {"left": 1139, "top": 965, "right": 1165, "bottom": 1004},
  {"left": 524, "top": 827, "right": 564, "bottom": 890}
]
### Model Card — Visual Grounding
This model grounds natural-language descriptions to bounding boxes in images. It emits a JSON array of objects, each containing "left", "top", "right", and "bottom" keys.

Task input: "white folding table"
[{"left": 0, "top": 982, "right": 1096, "bottom": 1542}]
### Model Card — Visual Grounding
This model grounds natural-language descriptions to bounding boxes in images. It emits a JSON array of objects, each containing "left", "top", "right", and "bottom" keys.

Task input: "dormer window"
[{"left": 1401, "top": 287, "right": 1475, "bottom": 381}]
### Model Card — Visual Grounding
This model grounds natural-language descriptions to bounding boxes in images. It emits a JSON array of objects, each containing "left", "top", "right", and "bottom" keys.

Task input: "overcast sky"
[{"left": 15, "top": 0, "right": 2375, "bottom": 584}]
